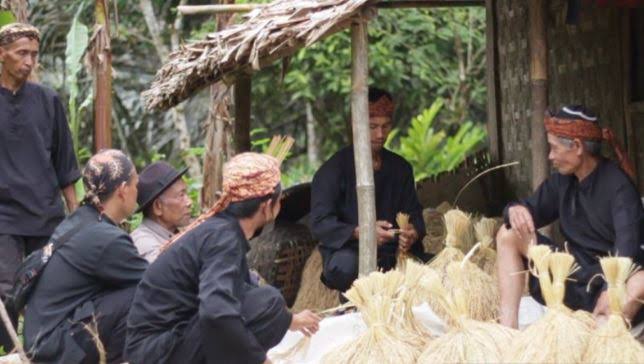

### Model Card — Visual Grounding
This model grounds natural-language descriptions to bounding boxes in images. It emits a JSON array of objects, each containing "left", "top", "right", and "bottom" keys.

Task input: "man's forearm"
[
  {"left": 623, "top": 270, "right": 644, "bottom": 321},
  {"left": 62, "top": 184, "right": 78, "bottom": 212}
]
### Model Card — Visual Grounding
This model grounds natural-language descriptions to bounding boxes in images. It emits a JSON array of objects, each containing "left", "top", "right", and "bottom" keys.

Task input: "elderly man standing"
[
  {"left": 0, "top": 23, "right": 79, "bottom": 352},
  {"left": 131, "top": 162, "right": 192, "bottom": 262},
  {"left": 497, "top": 105, "right": 644, "bottom": 329}
]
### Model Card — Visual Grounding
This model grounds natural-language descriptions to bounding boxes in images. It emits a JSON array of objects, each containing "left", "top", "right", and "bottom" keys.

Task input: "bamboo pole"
[
  {"left": 233, "top": 72, "right": 252, "bottom": 153},
  {"left": 177, "top": 1, "right": 484, "bottom": 15},
  {"left": 485, "top": 0, "right": 500, "bottom": 163},
  {"left": 528, "top": 0, "right": 548, "bottom": 190},
  {"left": 93, "top": 0, "right": 112, "bottom": 151},
  {"left": 351, "top": 14, "right": 377, "bottom": 275},
  {"left": 0, "top": 300, "right": 29, "bottom": 363}
]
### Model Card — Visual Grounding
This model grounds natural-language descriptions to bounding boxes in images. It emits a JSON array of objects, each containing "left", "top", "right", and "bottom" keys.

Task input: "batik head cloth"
[
  {"left": 82, "top": 149, "right": 135, "bottom": 208},
  {"left": 0, "top": 23, "right": 40, "bottom": 47},
  {"left": 369, "top": 94, "right": 395, "bottom": 118},
  {"left": 544, "top": 106, "right": 636, "bottom": 180}
]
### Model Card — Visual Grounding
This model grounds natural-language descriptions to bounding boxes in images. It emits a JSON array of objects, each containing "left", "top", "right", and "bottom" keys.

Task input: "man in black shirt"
[
  {"left": 24, "top": 150, "right": 148, "bottom": 364},
  {"left": 497, "top": 105, "right": 644, "bottom": 328},
  {"left": 126, "top": 152, "right": 320, "bottom": 364},
  {"left": 311, "top": 88, "right": 426, "bottom": 292},
  {"left": 0, "top": 23, "right": 80, "bottom": 352}
]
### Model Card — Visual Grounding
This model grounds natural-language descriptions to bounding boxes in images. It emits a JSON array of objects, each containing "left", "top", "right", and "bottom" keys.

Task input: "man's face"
[
  {"left": 369, "top": 116, "right": 393, "bottom": 152},
  {"left": 123, "top": 171, "right": 140, "bottom": 217},
  {"left": 154, "top": 179, "right": 193, "bottom": 229},
  {"left": 260, "top": 193, "right": 282, "bottom": 224},
  {"left": 547, "top": 133, "right": 582, "bottom": 175},
  {"left": 0, "top": 37, "right": 39, "bottom": 84}
]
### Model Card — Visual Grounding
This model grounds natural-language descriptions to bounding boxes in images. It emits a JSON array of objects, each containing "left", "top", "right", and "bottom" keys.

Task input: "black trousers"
[
  {"left": 0, "top": 234, "right": 49, "bottom": 353},
  {"left": 166, "top": 286, "right": 292, "bottom": 364},
  {"left": 321, "top": 245, "right": 397, "bottom": 292}
]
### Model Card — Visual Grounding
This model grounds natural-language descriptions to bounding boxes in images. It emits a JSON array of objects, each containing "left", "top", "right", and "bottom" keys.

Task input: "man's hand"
[
  {"left": 398, "top": 225, "right": 418, "bottom": 253},
  {"left": 62, "top": 184, "right": 79, "bottom": 212},
  {"left": 507, "top": 205, "right": 535, "bottom": 239},
  {"left": 289, "top": 310, "right": 321, "bottom": 337},
  {"left": 376, "top": 221, "right": 395, "bottom": 246},
  {"left": 592, "top": 290, "right": 610, "bottom": 324}
]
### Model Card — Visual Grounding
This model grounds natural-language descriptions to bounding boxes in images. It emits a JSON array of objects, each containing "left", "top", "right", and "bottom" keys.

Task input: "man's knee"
[
  {"left": 322, "top": 250, "right": 358, "bottom": 292},
  {"left": 496, "top": 225, "right": 528, "bottom": 256}
]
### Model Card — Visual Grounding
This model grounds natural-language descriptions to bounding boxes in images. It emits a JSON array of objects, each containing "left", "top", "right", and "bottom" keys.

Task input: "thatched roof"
[{"left": 143, "top": 0, "right": 373, "bottom": 111}]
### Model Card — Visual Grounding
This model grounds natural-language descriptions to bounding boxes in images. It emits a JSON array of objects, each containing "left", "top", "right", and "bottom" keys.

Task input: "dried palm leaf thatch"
[
  {"left": 417, "top": 265, "right": 516, "bottom": 364},
  {"left": 291, "top": 248, "right": 340, "bottom": 312},
  {"left": 504, "top": 250, "right": 594, "bottom": 363},
  {"left": 321, "top": 271, "right": 422, "bottom": 364},
  {"left": 471, "top": 217, "right": 500, "bottom": 276},
  {"left": 427, "top": 209, "right": 474, "bottom": 272},
  {"left": 583, "top": 257, "right": 644, "bottom": 364},
  {"left": 143, "top": 0, "right": 372, "bottom": 111}
]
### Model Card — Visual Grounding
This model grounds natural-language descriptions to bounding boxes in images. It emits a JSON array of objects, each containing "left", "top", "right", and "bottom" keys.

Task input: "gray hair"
[{"left": 557, "top": 136, "right": 601, "bottom": 156}]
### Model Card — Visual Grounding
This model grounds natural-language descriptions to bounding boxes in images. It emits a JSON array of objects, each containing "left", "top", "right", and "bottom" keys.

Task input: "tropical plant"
[{"left": 385, "top": 99, "right": 487, "bottom": 181}]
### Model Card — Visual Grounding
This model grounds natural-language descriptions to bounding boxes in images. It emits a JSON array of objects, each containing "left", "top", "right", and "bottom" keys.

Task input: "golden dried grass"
[{"left": 291, "top": 248, "right": 340, "bottom": 312}]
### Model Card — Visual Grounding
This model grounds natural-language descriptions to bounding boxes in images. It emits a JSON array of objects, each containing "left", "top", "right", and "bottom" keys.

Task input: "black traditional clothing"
[
  {"left": 24, "top": 205, "right": 148, "bottom": 364},
  {"left": 504, "top": 158, "right": 644, "bottom": 319},
  {"left": 125, "top": 211, "right": 292, "bottom": 364},
  {"left": 310, "top": 146, "right": 427, "bottom": 291}
]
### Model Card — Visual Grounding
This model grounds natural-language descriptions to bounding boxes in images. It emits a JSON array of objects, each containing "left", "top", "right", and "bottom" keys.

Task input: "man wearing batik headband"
[
  {"left": 0, "top": 23, "right": 80, "bottom": 353},
  {"left": 311, "top": 88, "right": 427, "bottom": 293},
  {"left": 125, "top": 152, "right": 320, "bottom": 364},
  {"left": 24, "top": 149, "right": 147, "bottom": 364},
  {"left": 497, "top": 105, "right": 644, "bottom": 329}
]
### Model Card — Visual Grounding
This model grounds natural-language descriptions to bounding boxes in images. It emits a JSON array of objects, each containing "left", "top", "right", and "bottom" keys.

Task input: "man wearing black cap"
[{"left": 131, "top": 162, "right": 192, "bottom": 262}]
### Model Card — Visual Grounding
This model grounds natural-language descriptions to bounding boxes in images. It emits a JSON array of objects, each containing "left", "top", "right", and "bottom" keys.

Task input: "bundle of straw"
[
  {"left": 396, "top": 212, "right": 411, "bottom": 269},
  {"left": 321, "top": 271, "right": 422, "bottom": 364},
  {"left": 504, "top": 249, "right": 594, "bottom": 363},
  {"left": 291, "top": 248, "right": 340, "bottom": 312},
  {"left": 427, "top": 209, "right": 474, "bottom": 272},
  {"left": 265, "top": 135, "right": 295, "bottom": 163},
  {"left": 396, "top": 260, "right": 434, "bottom": 344},
  {"left": 417, "top": 266, "right": 516, "bottom": 363},
  {"left": 583, "top": 257, "right": 644, "bottom": 363},
  {"left": 471, "top": 217, "right": 500, "bottom": 276}
]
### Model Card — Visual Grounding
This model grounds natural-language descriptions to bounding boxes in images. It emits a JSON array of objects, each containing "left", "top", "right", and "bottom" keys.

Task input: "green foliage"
[
  {"left": 385, "top": 99, "right": 486, "bottom": 181},
  {"left": 0, "top": 10, "right": 15, "bottom": 27}
]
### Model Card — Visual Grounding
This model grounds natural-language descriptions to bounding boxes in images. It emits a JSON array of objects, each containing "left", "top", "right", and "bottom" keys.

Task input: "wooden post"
[
  {"left": 621, "top": 9, "right": 639, "bottom": 183},
  {"left": 485, "top": 0, "right": 501, "bottom": 163},
  {"left": 528, "top": 0, "right": 548, "bottom": 190},
  {"left": 93, "top": 0, "right": 112, "bottom": 151},
  {"left": 233, "top": 72, "right": 252, "bottom": 153},
  {"left": 351, "top": 14, "right": 377, "bottom": 275}
]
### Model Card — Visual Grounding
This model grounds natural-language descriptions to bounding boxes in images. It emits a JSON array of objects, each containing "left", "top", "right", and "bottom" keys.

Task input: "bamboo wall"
[{"left": 494, "top": 0, "right": 629, "bottom": 196}]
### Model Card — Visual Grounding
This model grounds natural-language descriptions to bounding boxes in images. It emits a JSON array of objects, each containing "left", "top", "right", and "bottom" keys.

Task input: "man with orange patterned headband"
[
  {"left": 125, "top": 152, "right": 320, "bottom": 364},
  {"left": 497, "top": 105, "right": 644, "bottom": 330},
  {"left": 311, "top": 88, "right": 427, "bottom": 294}
]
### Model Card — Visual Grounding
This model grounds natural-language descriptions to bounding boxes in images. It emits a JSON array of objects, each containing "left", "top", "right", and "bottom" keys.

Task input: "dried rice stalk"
[
  {"left": 291, "top": 248, "right": 340, "bottom": 312},
  {"left": 396, "top": 260, "right": 434, "bottom": 344},
  {"left": 265, "top": 135, "right": 295, "bottom": 163},
  {"left": 583, "top": 257, "right": 644, "bottom": 363},
  {"left": 427, "top": 209, "right": 473, "bottom": 272},
  {"left": 321, "top": 271, "right": 422, "bottom": 364},
  {"left": 395, "top": 212, "right": 411, "bottom": 269},
  {"left": 417, "top": 263, "right": 516, "bottom": 364},
  {"left": 504, "top": 251, "right": 594, "bottom": 363},
  {"left": 471, "top": 217, "right": 499, "bottom": 276}
]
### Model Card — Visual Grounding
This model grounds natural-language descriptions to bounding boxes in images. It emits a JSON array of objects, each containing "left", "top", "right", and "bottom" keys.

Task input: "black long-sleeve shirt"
[
  {"left": 126, "top": 212, "right": 286, "bottom": 364},
  {"left": 310, "top": 146, "right": 426, "bottom": 260},
  {"left": 0, "top": 82, "right": 80, "bottom": 236},
  {"left": 24, "top": 205, "right": 148, "bottom": 362},
  {"left": 504, "top": 158, "right": 644, "bottom": 310}
]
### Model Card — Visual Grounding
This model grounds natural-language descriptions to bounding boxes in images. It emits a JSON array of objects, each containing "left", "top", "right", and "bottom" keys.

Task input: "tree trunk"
[
  {"left": 92, "top": 0, "right": 112, "bottom": 151},
  {"left": 305, "top": 101, "right": 320, "bottom": 166}
]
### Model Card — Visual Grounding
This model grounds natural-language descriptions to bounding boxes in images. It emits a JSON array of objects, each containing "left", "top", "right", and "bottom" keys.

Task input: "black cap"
[{"left": 136, "top": 161, "right": 188, "bottom": 213}]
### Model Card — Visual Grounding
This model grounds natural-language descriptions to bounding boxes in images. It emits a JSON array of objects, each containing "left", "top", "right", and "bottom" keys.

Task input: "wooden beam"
[
  {"left": 485, "top": 0, "right": 501, "bottom": 163},
  {"left": 93, "top": 0, "right": 112, "bottom": 151},
  {"left": 528, "top": 0, "right": 548, "bottom": 190},
  {"left": 233, "top": 72, "right": 252, "bottom": 153},
  {"left": 177, "top": 1, "right": 484, "bottom": 15},
  {"left": 351, "top": 14, "right": 377, "bottom": 275}
]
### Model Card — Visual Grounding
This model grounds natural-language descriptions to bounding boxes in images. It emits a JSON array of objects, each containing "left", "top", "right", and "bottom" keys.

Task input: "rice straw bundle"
[
  {"left": 427, "top": 209, "right": 474, "bottom": 272},
  {"left": 291, "top": 249, "right": 340, "bottom": 312},
  {"left": 321, "top": 271, "right": 422, "bottom": 364},
  {"left": 504, "top": 250, "right": 594, "bottom": 363},
  {"left": 417, "top": 265, "right": 516, "bottom": 363},
  {"left": 395, "top": 212, "right": 412, "bottom": 269},
  {"left": 396, "top": 260, "right": 435, "bottom": 343},
  {"left": 583, "top": 257, "right": 644, "bottom": 363},
  {"left": 471, "top": 217, "right": 500, "bottom": 276}
]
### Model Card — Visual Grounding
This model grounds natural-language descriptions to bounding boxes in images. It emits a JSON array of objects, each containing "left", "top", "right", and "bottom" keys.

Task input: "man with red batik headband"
[
  {"left": 497, "top": 105, "right": 644, "bottom": 329},
  {"left": 311, "top": 88, "right": 428, "bottom": 294},
  {"left": 125, "top": 152, "right": 320, "bottom": 364}
]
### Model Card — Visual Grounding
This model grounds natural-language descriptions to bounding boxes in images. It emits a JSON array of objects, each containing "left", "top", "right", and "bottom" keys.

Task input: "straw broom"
[
  {"left": 321, "top": 271, "right": 422, "bottom": 364},
  {"left": 583, "top": 257, "right": 644, "bottom": 363},
  {"left": 417, "top": 267, "right": 516, "bottom": 363},
  {"left": 291, "top": 248, "right": 340, "bottom": 312},
  {"left": 504, "top": 250, "right": 594, "bottom": 363},
  {"left": 471, "top": 217, "right": 500, "bottom": 276},
  {"left": 427, "top": 209, "right": 474, "bottom": 273}
]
